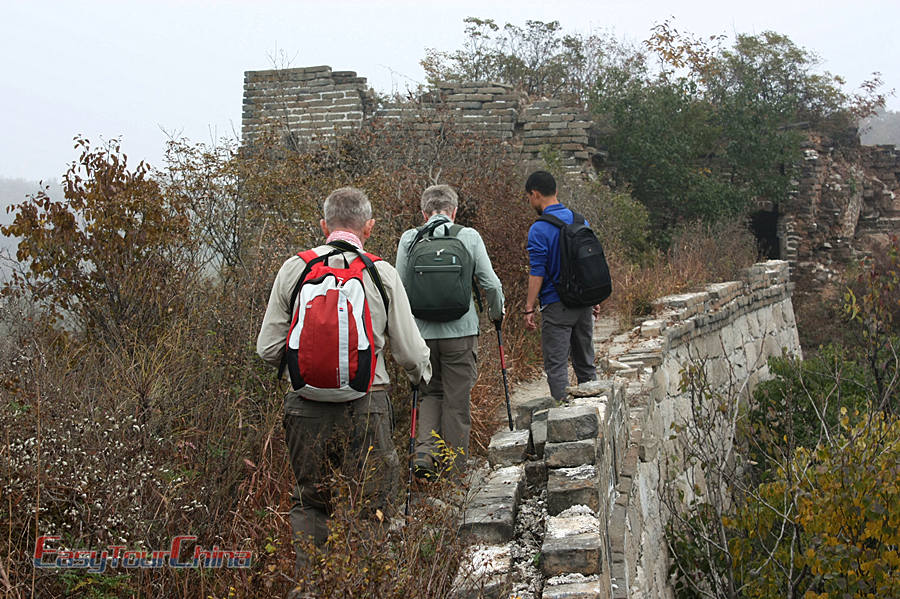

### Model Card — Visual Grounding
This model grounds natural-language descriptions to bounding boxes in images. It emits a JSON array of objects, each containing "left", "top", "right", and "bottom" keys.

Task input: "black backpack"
[
  {"left": 538, "top": 211, "right": 612, "bottom": 308},
  {"left": 404, "top": 220, "right": 478, "bottom": 322}
]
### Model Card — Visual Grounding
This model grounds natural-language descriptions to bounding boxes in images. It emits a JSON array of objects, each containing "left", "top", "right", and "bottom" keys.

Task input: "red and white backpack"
[{"left": 281, "top": 242, "right": 388, "bottom": 402}]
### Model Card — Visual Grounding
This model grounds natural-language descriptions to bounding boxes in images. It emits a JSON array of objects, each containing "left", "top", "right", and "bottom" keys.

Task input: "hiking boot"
[{"left": 413, "top": 453, "right": 436, "bottom": 480}]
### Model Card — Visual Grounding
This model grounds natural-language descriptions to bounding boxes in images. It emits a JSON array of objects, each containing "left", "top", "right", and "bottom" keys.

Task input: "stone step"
[
  {"left": 451, "top": 543, "right": 513, "bottom": 599},
  {"left": 547, "top": 405, "right": 603, "bottom": 443},
  {"left": 542, "top": 574, "right": 604, "bottom": 599},
  {"left": 541, "top": 506, "right": 603, "bottom": 577},
  {"left": 513, "top": 395, "right": 555, "bottom": 430},
  {"left": 459, "top": 465, "right": 525, "bottom": 544},
  {"left": 487, "top": 429, "right": 531, "bottom": 467},
  {"left": 545, "top": 438, "right": 599, "bottom": 468},
  {"left": 547, "top": 464, "right": 600, "bottom": 515}
]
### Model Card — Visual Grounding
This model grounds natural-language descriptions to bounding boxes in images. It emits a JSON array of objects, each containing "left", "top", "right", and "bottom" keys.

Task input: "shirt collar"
[{"left": 325, "top": 230, "right": 363, "bottom": 249}]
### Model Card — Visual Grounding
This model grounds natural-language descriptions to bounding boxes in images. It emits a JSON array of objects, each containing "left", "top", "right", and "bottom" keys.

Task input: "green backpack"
[{"left": 405, "top": 220, "right": 477, "bottom": 322}]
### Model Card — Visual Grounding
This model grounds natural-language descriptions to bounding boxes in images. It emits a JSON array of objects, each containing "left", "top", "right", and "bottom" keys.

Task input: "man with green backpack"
[{"left": 396, "top": 184, "right": 504, "bottom": 476}]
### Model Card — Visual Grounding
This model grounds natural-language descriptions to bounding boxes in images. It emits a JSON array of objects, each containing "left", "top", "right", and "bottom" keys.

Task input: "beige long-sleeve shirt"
[{"left": 256, "top": 244, "right": 432, "bottom": 394}]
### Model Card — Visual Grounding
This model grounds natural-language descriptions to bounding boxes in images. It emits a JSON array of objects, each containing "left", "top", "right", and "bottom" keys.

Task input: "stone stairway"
[{"left": 452, "top": 379, "right": 628, "bottom": 599}]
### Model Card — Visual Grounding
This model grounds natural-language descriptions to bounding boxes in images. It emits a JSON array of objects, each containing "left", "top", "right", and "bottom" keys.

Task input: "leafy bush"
[
  {"left": 668, "top": 245, "right": 900, "bottom": 598},
  {"left": 748, "top": 346, "right": 871, "bottom": 477}
]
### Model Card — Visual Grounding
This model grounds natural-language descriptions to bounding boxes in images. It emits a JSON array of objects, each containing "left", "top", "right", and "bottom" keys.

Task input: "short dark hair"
[{"left": 525, "top": 170, "right": 556, "bottom": 197}]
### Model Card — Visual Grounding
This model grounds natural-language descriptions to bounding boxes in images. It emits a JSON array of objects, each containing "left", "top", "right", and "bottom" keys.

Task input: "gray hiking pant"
[
  {"left": 541, "top": 302, "right": 596, "bottom": 401},
  {"left": 416, "top": 335, "right": 478, "bottom": 472}
]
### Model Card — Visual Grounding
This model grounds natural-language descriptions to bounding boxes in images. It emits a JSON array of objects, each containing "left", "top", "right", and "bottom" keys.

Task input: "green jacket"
[{"left": 396, "top": 214, "right": 504, "bottom": 339}]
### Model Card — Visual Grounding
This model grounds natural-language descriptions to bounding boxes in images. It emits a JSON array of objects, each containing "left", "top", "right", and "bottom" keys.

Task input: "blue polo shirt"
[{"left": 527, "top": 203, "right": 588, "bottom": 307}]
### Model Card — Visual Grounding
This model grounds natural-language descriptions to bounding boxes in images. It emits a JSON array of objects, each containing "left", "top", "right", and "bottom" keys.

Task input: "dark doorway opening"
[{"left": 750, "top": 205, "right": 780, "bottom": 259}]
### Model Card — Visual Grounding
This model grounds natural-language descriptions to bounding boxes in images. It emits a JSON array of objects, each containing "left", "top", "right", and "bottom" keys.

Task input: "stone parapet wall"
[
  {"left": 457, "top": 260, "right": 801, "bottom": 598},
  {"left": 606, "top": 260, "right": 801, "bottom": 597},
  {"left": 519, "top": 100, "right": 592, "bottom": 169},
  {"left": 242, "top": 65, "right": 374, "bottom": 147}
]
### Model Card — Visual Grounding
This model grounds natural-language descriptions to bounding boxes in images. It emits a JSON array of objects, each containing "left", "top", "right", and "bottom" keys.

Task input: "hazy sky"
[{"left": 2, "top": 0, "right": 898, "bottom": 182}]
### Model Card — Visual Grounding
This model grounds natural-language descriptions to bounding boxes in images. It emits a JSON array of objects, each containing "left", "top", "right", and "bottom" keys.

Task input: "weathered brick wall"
[
  {"left": 241, "top": 65, "right": 594, "bottom": 170},
  {"left": 242, "top": 65, "right": 374, "bottom": 147},
  {"left": 779, "top": 136, "right": 900, "bottom": 289},
  {"left": 602, "top": 260, "right": 801, "bottom": 597}
]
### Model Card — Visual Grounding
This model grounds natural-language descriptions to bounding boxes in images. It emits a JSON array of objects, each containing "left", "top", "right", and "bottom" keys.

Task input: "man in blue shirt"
[{"left": 523, "top": 171, "right": 599, "bottom": 401}]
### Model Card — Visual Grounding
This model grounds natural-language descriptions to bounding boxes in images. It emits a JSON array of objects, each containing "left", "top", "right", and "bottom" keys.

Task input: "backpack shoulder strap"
[
  {"left": 353, "top": 251, "right": 389, "bottom": 312},
  {"left": 537, "top": 213, "right": 567, "bottom": 229},
  {"left": 319, "top": 242, "right": 390, "bottom": 312},
  {"left": 288, "top": 248, "right": 338, "bottom": 316},
  {"left": 447, "top": 223, "right": 464, "bottom": 237},
  {"left": 410, "top": 219, "right": 447, "bottom": 248}
]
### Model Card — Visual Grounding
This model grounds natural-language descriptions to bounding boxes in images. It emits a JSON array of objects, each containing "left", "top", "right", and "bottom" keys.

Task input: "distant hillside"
[{"left": 861, "top": 109, "right": 900, "bottom": 146}]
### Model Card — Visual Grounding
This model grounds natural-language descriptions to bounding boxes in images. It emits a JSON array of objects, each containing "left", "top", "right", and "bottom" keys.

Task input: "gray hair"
[
  {"left": 420, "top": 184, "right": 458, "bottom": 216},
  {"left": 323, "top": 187, "right": 372, "bottom": 230}
]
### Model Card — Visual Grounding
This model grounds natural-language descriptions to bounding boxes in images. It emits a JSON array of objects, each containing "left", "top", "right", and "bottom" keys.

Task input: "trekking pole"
[
  {"left": 405, "top": 384, "right": 420, "bottom": 517},
  {"left": 494, "top": 320, "right": 514, "bottom": 431}
]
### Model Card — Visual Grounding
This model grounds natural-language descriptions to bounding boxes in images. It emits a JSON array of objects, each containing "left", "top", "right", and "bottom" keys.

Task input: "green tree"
[
  {"left": 422, "top": 17, "right": 641, "bottom": 107},
  {"left": 593, "top": 24, "right": 887, "bottom": 245}
]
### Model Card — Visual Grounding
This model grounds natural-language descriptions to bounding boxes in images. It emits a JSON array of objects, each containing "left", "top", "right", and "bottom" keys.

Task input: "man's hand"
[
  {"left": 524, "top": 310, "right": 537, "bottom": 330},
  {"left": 592, "top": 304, "right": 602, "bottom": 318}
]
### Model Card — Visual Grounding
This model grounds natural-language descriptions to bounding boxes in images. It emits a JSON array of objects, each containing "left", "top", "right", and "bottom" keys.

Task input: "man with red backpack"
[{"left": 256, "top": 187, "right": 431, "bottom": 570}]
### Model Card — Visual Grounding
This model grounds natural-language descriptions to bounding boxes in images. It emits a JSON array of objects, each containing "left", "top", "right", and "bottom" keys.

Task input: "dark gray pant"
[
  {"left": 282, "top": 390, "right": 399, "bottom": 571},
  {"left": 541, "top": 302, "right": 596, "bottom": 400},
  {"left": 416, "top": 335, "right": 478, "bottom": 472}
]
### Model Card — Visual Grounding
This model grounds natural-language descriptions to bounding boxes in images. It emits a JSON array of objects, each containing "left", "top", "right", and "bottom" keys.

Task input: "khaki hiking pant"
[
  {"left": 416, "top": 335, "right": 478, "bottom": 472},
  {"left": 282, "top": 390, "right": 400, "bottom": 571},
  {"left": 541, "top": 302, "right": 597, "bottom": 401}
]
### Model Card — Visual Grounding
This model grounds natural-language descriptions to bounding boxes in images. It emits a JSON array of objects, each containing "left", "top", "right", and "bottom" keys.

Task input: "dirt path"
[{"left": 499, "top": 315, "right": 620, "bottom": 420}]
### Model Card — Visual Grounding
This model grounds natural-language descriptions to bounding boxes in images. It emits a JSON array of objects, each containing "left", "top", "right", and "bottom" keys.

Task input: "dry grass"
[{"left": 604, "top": 219, "right": 759, "bottom": 326}]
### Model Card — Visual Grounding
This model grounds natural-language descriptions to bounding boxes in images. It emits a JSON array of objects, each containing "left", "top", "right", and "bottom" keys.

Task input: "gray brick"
[
  {"left": 545, "top": 439, "right": 598, "bottom": 467},
  {"left": 548, "top": 406, "right": 602, "bottom": 442},
  {"left": 547, "top": 465, "right": 599, "bottom": 515},
  {"left": 487, "top": 429, "right": 531, "bottom": 466}
]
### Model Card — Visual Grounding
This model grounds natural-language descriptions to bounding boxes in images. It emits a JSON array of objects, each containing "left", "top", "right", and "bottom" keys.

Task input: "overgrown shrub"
[
  {"left": 0, "top": 114, "right": 542, "bottom": 597},
  {"left": 667, "top": 244, "right": 900, "bottom": 598},
  {"left": 605, "top": 219, "right": 757, "bottom": 326}
]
